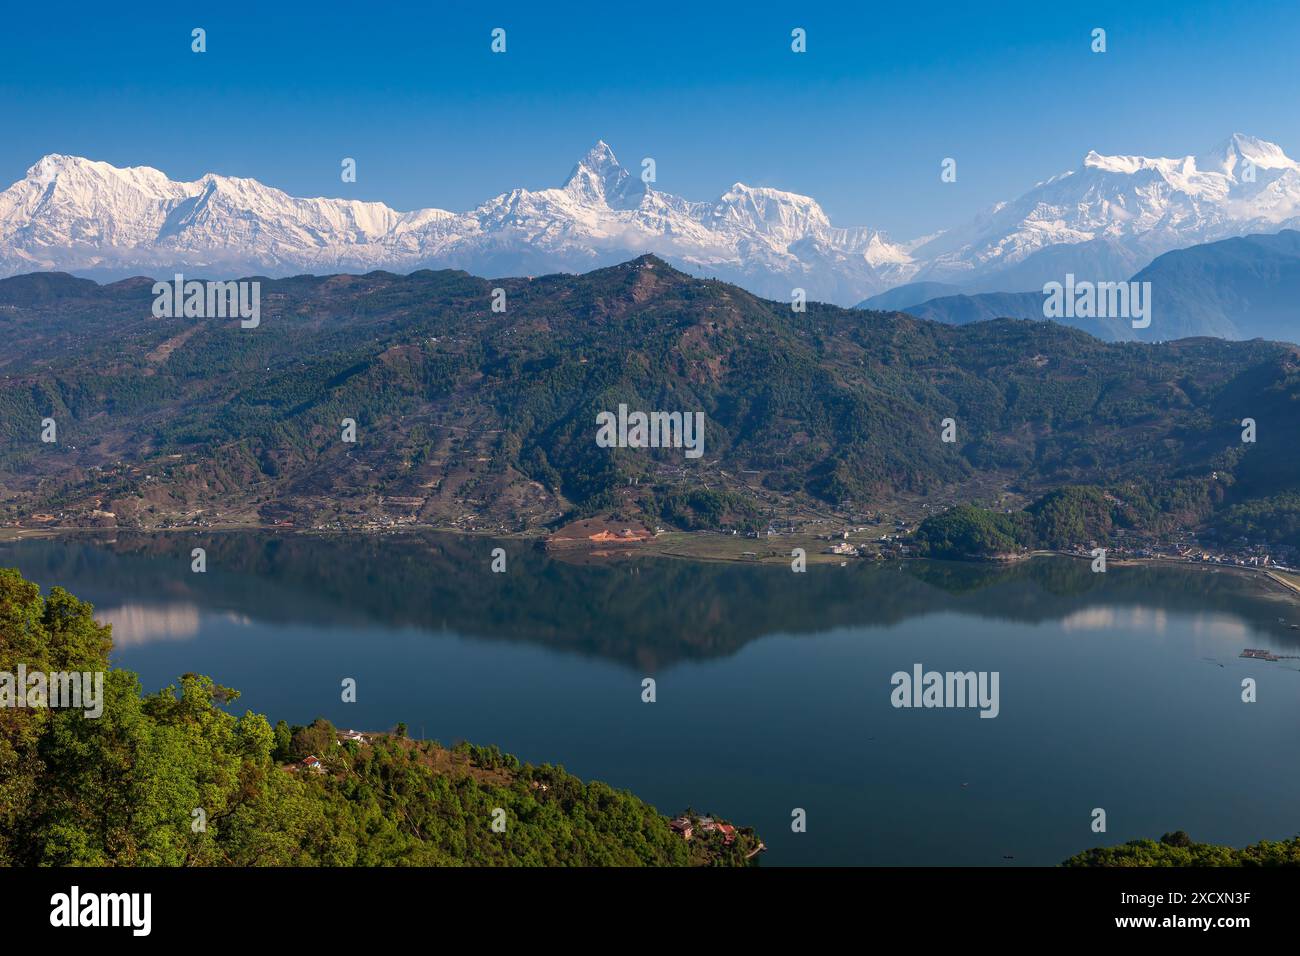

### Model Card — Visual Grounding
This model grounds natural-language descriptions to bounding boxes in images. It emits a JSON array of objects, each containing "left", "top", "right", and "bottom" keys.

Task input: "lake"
[{"left": 4, "top": 530, "right": 1299, "bottom": 866}]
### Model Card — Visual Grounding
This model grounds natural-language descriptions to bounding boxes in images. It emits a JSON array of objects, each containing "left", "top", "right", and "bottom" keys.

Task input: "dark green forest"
[
  {"left": 3, "top": 258, "right": 1300, "bottom": 541},
  {"left": 1063, "top": 830, "right": 1300, "bottom": 867},
  {"left": 912, "top": 478, "right": 1282, "bottom": 558}
]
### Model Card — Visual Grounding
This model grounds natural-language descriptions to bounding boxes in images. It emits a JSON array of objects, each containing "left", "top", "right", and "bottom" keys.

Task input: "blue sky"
[{"left": 3, "top": 0, "right": 1298, "bottom": 238}]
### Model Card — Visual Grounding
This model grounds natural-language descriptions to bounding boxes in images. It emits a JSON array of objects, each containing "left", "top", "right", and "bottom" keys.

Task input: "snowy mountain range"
[
  {"left": 903, "top": 132, "right": 1300, "bottom": 296},
  {"left": 2, "top": 134, "right": 1299, "bottom": 305}
]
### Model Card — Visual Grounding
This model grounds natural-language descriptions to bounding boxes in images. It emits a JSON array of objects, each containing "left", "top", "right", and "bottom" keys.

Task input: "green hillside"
[{"left": 2, "top": 257, "right": 1299, "bottom": 543}]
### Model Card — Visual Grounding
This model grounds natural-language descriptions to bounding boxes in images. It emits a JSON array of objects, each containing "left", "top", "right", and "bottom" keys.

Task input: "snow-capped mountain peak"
[
  {"left": 1081, "top": 149, "right": 1185, "bottom": 176},
  {"left": 909, "top": 133, "right": 1300, "bottom": 290},
  {"left": 561, "top": 140, "right": 644, "bottom": 208},
  {"left": 708, "top": 183, "right": 832, "bottom": 241},
  {"left": 1081, "top": 134, "right": 1297, "bottom": 181}
]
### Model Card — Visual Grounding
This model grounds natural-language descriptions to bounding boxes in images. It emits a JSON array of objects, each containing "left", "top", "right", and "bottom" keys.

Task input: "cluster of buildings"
[
  {"left": 669, "top": 816, "right": 737, "bottom": 844},
  {"left": 1103, "top": 530, "right": 1297, "bottom": 571}
]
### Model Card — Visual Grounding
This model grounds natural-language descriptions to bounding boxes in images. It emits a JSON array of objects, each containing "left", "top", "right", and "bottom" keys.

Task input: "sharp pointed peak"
[
  {"left": 576, "top": 139, "right": 620, "bottom": 169},
  {"left": 561, "top": 140, "right": 644, "bottom": 206}
]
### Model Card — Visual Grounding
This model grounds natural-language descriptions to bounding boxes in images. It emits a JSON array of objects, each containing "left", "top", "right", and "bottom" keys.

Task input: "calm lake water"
[{"left": 5, "top": 531, "right": 1300, "bottom": 866}]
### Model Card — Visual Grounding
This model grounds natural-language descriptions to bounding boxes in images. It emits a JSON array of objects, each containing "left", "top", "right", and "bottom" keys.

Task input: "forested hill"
[
  {"left": 0, "top": 567, "right": 757, "bottom": 866},
  {"left": 1064, "top": 830, "right": 1300, "bottom": 867},
  {"left": 2, "top": 256, "right": 1299, "bottom": 537}
]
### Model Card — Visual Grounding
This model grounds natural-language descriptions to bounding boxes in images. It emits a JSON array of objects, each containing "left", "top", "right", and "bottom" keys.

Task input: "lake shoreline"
[{"left": 5, "top": 523, "right": 1299, "bottom": 604}]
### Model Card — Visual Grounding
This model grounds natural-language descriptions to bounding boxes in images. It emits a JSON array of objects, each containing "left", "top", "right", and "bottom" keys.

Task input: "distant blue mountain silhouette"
[{"left": 860, "top": 230, "right": 1300, "bottom": 344}]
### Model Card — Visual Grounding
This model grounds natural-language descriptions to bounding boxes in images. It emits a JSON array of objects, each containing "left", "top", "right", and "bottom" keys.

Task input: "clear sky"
[{"left": 3, "top": 0, "right": 1298, "bottom": 239}]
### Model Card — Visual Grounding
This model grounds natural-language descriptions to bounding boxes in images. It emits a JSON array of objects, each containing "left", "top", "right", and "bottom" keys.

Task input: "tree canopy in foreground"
[{"left": 0, "top": 567, "right": 756, "bottom": 866}]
